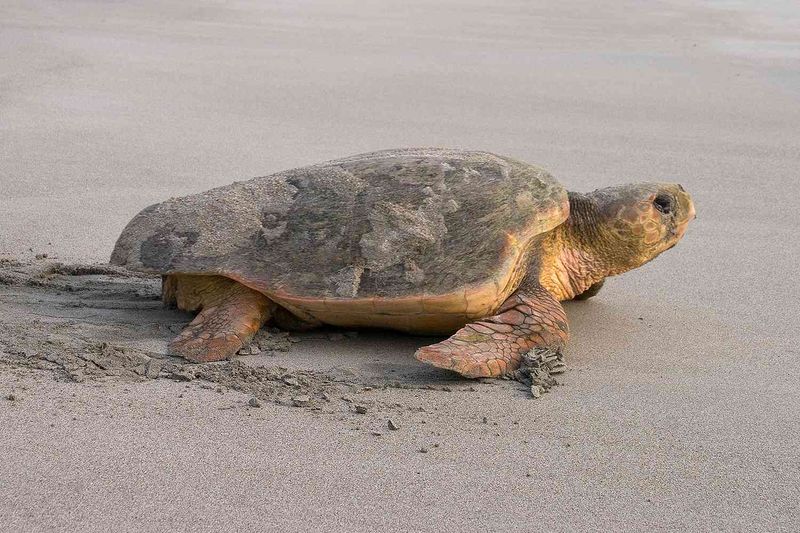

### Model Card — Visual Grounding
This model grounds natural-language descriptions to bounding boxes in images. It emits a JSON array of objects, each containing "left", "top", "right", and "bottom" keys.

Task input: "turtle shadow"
[{"left": 256, "top": 328, "right": 468, "bottom": 388}]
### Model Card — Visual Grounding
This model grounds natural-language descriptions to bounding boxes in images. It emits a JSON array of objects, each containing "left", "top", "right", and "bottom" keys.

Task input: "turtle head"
[{"left": 581, "top": 183, "right": 696, "bottom": 275}]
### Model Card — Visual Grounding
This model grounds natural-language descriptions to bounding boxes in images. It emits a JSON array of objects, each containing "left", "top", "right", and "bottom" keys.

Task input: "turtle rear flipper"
[{"left": 168, "top": 276, "right": 275, "bottom": 363}]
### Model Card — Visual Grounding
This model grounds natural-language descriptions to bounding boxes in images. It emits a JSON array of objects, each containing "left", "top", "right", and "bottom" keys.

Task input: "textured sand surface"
[{"left": 1, "top": 0, "right": 799, "bottom": 531}]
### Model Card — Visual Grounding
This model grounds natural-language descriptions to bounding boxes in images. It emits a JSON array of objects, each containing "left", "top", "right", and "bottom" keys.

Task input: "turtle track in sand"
[{"left": 1, "top": 258, "right": 552, "bottom": 414}]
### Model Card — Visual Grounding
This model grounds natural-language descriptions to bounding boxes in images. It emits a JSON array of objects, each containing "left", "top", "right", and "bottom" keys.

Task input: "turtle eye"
[{"left": 653, "top": 194, "right": 673, "bottom": 214}]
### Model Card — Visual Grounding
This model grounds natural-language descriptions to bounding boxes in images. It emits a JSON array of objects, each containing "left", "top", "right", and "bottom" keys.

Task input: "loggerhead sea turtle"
[{"left": 111, "top": 148, "right": 695, "bottom": 378}]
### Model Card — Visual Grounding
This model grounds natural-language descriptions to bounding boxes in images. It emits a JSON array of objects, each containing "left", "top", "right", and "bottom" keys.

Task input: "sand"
[{"left": 1, "top": 0, "right": 799, "bottom": 531}]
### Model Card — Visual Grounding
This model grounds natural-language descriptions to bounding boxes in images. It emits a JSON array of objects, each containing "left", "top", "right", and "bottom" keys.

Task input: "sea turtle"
[{"left": 111, "top": 148, "right": 695, "bottom": 378}]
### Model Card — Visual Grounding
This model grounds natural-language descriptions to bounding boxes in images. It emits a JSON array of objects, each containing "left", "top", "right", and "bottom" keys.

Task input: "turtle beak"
[
  {"left": 673, "top": 187, "right": 695, "bottom": 240},
  {"left": 680, "top": 186, "right": 696, "bottom": 220},
  {"left": 675, "top": 184, "right": 695, "bottom": 219}
]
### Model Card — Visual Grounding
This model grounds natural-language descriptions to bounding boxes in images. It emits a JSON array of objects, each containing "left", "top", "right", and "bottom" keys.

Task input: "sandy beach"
[{"left": 2, "top": 1, "right": 799, "bottom": 531}]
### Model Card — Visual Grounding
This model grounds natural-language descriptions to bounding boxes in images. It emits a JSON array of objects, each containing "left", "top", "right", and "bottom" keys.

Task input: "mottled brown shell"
[{"left": 112, "top": 148, "right": 568, "bottom": 325}]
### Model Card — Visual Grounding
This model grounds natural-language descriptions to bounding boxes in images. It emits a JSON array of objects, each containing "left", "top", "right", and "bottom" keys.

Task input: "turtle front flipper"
[
  {"left": 168, "top": 276, "right": 275, "bottom": 363},
  {"left": 415, "top": 286, "right": 568, "bottom": 378}
]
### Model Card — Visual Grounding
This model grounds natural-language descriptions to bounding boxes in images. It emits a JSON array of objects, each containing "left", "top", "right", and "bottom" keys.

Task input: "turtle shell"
[{"left": 112, "top": 148, "right": 568, "bottom": 330}]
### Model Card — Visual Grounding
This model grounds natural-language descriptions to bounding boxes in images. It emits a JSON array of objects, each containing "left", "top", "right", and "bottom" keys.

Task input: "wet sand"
[{"left": 1, "top": 1, "right": 799, "bottom": 531}]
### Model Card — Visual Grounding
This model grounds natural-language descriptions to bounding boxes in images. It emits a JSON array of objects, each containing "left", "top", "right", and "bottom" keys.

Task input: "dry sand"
[{"left": 1, "top": 0, "right": 799, "bottom": 531}]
